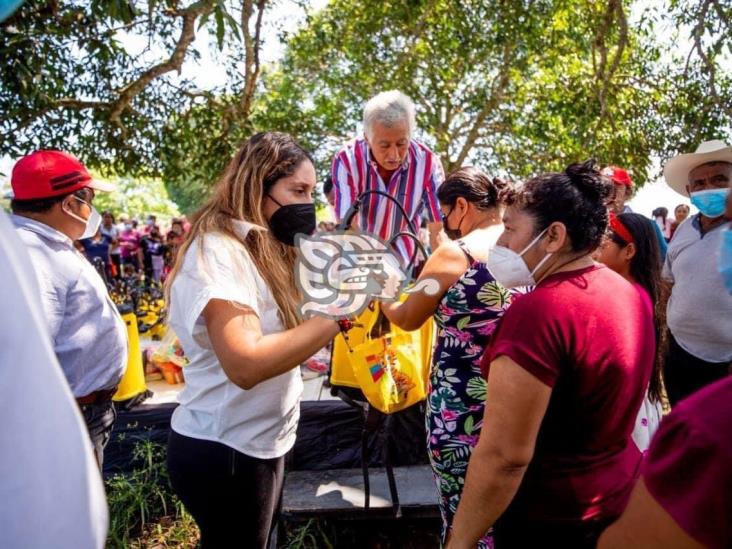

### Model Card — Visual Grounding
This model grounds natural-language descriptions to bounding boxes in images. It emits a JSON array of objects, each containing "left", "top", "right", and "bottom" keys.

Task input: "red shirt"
[
  {"left": 482, "top": 264, "right": 655, "bottom": 524},
  {"left": 643, "top": 376, "right": 732, "bottom": 548}
]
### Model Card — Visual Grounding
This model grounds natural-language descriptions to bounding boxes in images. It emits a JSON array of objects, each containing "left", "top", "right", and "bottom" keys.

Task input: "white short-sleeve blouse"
[{"left": 168, "top": 220, "right": 302, "bottom": 458}]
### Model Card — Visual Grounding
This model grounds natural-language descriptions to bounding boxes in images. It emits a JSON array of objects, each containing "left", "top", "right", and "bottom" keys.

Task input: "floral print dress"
[{"left": 427, "top": 242, "right": 513, "bottom": 548}]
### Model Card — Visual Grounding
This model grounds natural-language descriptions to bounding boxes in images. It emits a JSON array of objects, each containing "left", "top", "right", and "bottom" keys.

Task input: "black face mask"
[
  {"left": 267, "top": 195, "right": 317, "bottom": 246},
  {"left": 442, "top": 207, "right": 463, "bottom": 240}
]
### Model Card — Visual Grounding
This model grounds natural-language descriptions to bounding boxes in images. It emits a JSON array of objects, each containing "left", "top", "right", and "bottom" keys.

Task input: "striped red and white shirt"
[{"left": 331, "top": 137, "right": 443, "bottom": 264}]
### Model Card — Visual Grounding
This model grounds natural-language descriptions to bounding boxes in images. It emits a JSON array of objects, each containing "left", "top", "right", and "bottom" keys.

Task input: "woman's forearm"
[
  {"left": 380, "top": 301, "right": 408, "bottom": 328},
  {"left": 245, "top": 317, "right": 339, "bottom": 385},
  {"left": 447, "top": 446, "right": 529, "bottom": 549},
  {"left": 209, "top": 307, "right": 339, "bottom": 390}
]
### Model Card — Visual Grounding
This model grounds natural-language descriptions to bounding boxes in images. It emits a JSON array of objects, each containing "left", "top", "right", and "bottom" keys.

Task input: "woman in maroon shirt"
[
  {"left": 597, "top": 376, "right": 732, "bottom": 549},
  {"left": 447, "top": 161, "right": 655, "bottom": 549}
]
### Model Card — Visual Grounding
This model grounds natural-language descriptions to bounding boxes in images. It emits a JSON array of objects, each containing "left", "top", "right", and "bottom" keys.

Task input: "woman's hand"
[{"left": 379, "top": 241, "right": 468, "bottom": 331}]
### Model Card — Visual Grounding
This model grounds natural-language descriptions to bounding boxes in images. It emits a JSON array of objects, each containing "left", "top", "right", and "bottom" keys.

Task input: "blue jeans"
[{"left": 80, "top": 399, "right": 117, "bottom": 468}]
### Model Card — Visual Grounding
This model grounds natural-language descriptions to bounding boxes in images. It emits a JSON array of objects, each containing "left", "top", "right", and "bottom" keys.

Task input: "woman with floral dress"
[{"left": 381, "top": 167, "right": 515, "bottom": 548}]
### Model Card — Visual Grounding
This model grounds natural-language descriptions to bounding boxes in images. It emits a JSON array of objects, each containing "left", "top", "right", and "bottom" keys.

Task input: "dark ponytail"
[
  {"left": 504, "top": 159, "right": 612, "bottom": 252},
  {"left": 614, "top": 213, "right": 664, "bottom": 404},
  {"left": 437, "top": 166, "right": 511, "bottom": 210}
]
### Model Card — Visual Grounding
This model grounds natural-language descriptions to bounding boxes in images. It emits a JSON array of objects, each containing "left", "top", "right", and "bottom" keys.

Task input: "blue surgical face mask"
[
  {"left": 690, "top": 188, "right": 730, "bottom": 218},
  {"left": 719, "top": 226, "right": 732, "bottom": 295}
]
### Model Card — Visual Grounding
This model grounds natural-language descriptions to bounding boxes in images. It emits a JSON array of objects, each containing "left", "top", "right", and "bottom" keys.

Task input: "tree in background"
[
  {"left": 0, "top": 0, "right": 266, "bottom": 178},
  {"left": 255, "top": 0, "right": 730, "bottom": 183},
  {"left": 91, "top": 172, "right": 181, "bottom": 221},
  {"left": 2, "top": 0, "right": 731, "bottom": 214}
]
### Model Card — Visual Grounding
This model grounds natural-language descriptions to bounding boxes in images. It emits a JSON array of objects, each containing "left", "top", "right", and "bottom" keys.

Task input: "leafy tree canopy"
[
  {"left": 91, "top": 171, "right": 181, "bottom": 221},
  {"left": 2, "top": 0, "right": 730, "bottom": 213}
]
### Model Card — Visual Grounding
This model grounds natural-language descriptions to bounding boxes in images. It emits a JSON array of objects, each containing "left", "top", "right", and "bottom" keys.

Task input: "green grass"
[
  {"left": 104, "top": 439, "right": 440, "bottom": 548},
  {"left": 282, "top": 519, "right": 335, "bottom": 549},
  {"left": 105, "top": 440, "right": 198, "bottom": 548}
]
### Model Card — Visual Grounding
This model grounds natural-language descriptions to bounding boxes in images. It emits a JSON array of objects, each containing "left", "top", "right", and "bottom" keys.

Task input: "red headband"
[{"left": 609, "top": 213, "right": 634, "bottom": 244}]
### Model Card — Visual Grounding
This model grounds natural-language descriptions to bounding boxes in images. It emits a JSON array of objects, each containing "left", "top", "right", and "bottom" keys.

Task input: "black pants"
[
  {"left": 663, "top": 331, "right": 731, "bottom": 407},
  {"left": 80, "top": 399, "right": 117, "bottom": 468},
  {"left": 167, "top": 430, "right": 284, "bottom": 549}
]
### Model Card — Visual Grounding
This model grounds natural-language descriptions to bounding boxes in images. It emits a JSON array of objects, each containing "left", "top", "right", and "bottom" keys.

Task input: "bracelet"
[{"left": 337, "top": 318, "right": 354, "bottom": 332}]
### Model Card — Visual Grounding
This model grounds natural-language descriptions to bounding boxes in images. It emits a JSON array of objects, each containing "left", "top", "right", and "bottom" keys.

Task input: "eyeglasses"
[
  {"left": 441, "top": 207, "right": 453, "bottom": 225},
  {"left": 73, "top": 187, "right": 95, "bottom": 203}
]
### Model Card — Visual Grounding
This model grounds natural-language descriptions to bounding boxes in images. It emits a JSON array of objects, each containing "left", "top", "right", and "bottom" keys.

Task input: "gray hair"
[{"left": 363, "top": 90, "right": 416, "bottom": 140}]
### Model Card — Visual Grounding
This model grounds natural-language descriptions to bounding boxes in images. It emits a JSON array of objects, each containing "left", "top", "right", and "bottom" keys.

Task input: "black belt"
[{"left": 76, "top": 388, "right": 116, "bottom": 406}]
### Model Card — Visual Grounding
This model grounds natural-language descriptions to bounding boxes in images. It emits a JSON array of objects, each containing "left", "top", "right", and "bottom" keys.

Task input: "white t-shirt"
[
  {"left": 663, "top": 215, "right": 732, "bottom": 363},
  {"left": 168, "top": 221, "right": 303, "bottom": 459},
  {"left": 631, "top": 393, "right": 663, "bottom": 453},
  {"left": 0, "top": 211, "right": 108, "bottom": 549}
]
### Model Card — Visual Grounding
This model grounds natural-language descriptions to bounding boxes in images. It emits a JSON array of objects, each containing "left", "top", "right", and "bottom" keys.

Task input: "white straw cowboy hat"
[{"left": 663, "top": 140, "right": 732, "bottom": 196}]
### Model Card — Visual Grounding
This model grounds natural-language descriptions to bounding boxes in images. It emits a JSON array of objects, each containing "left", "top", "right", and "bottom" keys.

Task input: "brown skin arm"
[
  {"left": 446, "top": 356, "right": 552, "bottom": 549},
  {"left": 598, "top": 478, "right": 704, "bottom": 549},
  {"left": 203, "top": 299, "right": 340, "bottom": 390},
  {"left": 381, "top": 241, "right": 468, "bottom": 331},
  {"left": 427, "top": 220, "right": 445, "bottom": 251}
]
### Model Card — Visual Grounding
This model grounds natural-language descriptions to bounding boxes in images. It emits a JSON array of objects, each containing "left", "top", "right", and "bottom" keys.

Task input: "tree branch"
[
  {"left": 10, "top": 99, "right": 111, "bottom": 136},
  {"left": 451, "top": 42, "right": 514, "bottom": 169},
  {"left": 593, "top": 0, "right": 628, "bottom": 133},
  {"left": 391, "top": 0, "right": 438, "bottom": 79},
  {"left": 711, "top": 0, "right": 731, "bottom": 30},
  {"left": 107, "top": 0, "right": 217, "bottom": 125},
  {"left": 10, "top": 0, "right": 217, "bottom": 141},
  {"left": 238, "top": 0, "right": 267, "bottom": 122},
  {"left": 691, "top": 0, "right": 732, "bottom": 118}
]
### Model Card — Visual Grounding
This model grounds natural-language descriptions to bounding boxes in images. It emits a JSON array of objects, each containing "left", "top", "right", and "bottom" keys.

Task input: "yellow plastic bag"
[
  {"left": 329, "top": 303, "right": 380, "bottom": 389},
  {"left": 331, "top": 301, "right": 434, "bottom": 414}
]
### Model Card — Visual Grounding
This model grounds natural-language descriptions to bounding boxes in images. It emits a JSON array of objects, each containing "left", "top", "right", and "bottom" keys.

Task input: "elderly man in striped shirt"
[{"left": 331, "top": 90, "right": 444, "bottom": 265}]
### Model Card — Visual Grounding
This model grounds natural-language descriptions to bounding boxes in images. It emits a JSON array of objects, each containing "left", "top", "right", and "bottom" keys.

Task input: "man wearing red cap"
[
  {"left": 602, "top": 165, "right": 668, "bottom": 261},
  {"left": 602, "top": 166, "right": 634, "bottom": 214},
  {"left": 10, "top": 150, "right": 128, "bottom": 467}
]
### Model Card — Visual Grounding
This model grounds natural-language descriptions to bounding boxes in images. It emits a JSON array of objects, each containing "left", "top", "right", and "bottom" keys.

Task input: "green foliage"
[
  {"left": 283, "top": 519, "right": 335, "bottom": 549},
  {"left": 160, "top": 93, "right": 248, "bottom": 213},
  {"left": 254, "top": 0, "right": 731, "bottom": 187},
  {"left": 91, "top": 172, "right": 181, "bottom": 221},
  {"left": 2, "top": 0, "right": 731, "bottom": 208},
  {"left": 105, "top": 440, "right": 188, "bottom": 547},
  {"left": 125, "top": 512, "right": 199, "bottom": 548},
  {"left": 1, "top": 1, "right": 184, "bottom": 172}
]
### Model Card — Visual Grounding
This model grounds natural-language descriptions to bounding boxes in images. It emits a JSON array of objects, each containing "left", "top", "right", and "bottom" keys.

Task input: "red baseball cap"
[
  {"left": 601, "top": 165, "right": 633, "bottom": 188},
  {"left": 11, "top": 150, "right": 116, "bottom": 200}
]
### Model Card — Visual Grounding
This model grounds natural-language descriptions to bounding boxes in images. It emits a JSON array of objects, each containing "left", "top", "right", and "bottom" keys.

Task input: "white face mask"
[
  {"left": 486, "top": 228, "right": 553, "bottom": 288},
  {"left": 64, "top": 195, "right": 102, "bottom": 240}
]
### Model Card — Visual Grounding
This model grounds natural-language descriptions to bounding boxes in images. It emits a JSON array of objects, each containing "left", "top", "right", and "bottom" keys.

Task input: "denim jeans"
[{"left": 80, "top": 399, "right": 117, "bottom": 468}]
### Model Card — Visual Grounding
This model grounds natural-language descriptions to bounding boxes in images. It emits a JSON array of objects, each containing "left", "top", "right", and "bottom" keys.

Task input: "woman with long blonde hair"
[{"left": 165, "top": 132, "right": 340, "bottom": 548}]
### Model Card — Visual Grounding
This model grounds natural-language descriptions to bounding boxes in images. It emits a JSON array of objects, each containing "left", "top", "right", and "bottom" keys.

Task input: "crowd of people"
[
  {"left": 2, "top": 89, "right": 731, "bottom": 549},
  {"left": 74, "top": 211, "right": 189, "bottom": 282}
]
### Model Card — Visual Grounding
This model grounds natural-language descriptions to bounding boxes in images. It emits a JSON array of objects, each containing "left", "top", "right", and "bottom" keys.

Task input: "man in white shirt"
[
  {"left": 661, "top": 140, "right": 732, "bottom": 405},
  {"left": 0, "top": 209, "right": 108, "bottom": 549},
  {"left": 10, "top": 150, "right": 128, "bottom": 466}
]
